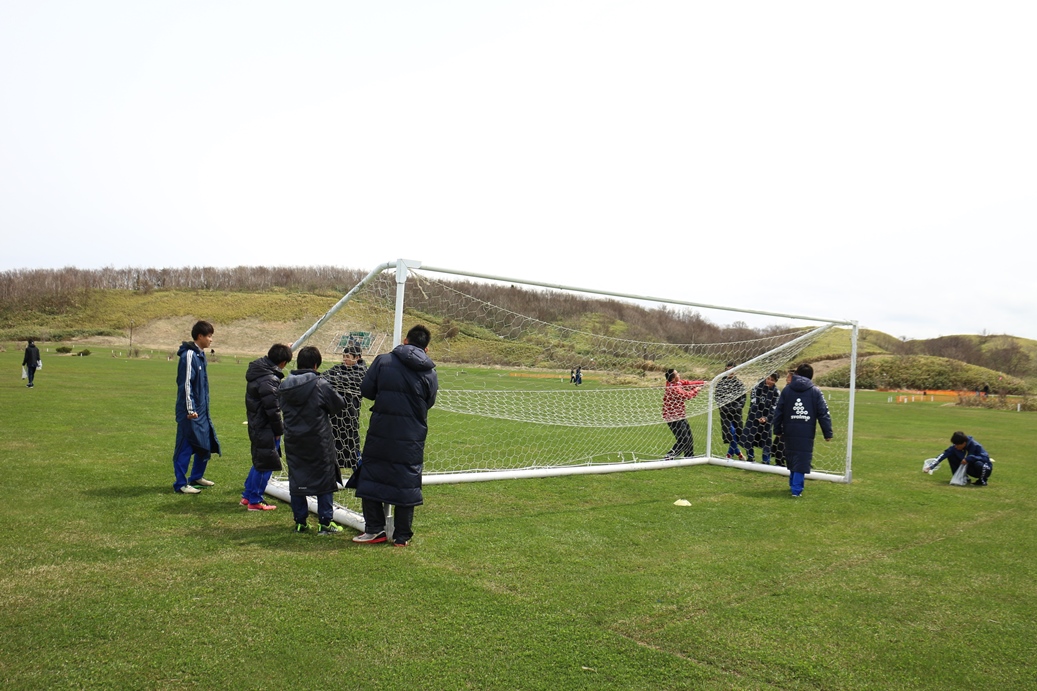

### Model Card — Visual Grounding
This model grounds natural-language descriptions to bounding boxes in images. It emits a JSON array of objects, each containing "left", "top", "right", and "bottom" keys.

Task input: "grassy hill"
[{"left": 2, "top": 287, "right": 1034, "bottom": 393}]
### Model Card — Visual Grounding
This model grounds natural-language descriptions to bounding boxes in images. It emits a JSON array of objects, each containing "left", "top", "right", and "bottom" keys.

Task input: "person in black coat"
[
  {"left": 741, "top": 372, "right": 780, "bottom": 464},
  {"left": 716, "top": 362, "right": 747, "bottom": 459},
  {"left": 353, "top": 325, "right": 438, "bottom": 547},
  {"left": 277, "top": 346, "right": 347, "bottom": 534},
  {"left": 22, "top": 339, "right": 41, "bottom": 388},
  {"left": 239, "top": 343, "right": 292, "bottom": 511},
  {"left": 772, "top": 363, "right": 833, "bottom": 497}
]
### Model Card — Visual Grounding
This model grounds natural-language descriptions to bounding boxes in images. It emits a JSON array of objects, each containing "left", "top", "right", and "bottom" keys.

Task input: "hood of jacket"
[
  {"left": 789, "top": 374, "right": 815, "bottom": 392},
  {"left": 278, "top": 370, "right": 320, "bottom": 407},
  {"left": 392, "top": 343, "right": 436, "bottom": 372},
  {"left": 246, "top": 356, "right": 285, "bottom": 384},
  {"left": 177, "top": 341, "right": 202, "bottom": 358}
]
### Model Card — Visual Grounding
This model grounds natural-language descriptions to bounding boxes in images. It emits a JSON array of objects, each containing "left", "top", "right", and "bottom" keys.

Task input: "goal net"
[{"left": 264, "top": 260, "right": 857, "bottom": 528}]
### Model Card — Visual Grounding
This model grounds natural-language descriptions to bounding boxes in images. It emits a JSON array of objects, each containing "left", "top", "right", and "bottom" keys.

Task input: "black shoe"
[{"left": 973, "top": 479, "right": 988, "bottom": 486}]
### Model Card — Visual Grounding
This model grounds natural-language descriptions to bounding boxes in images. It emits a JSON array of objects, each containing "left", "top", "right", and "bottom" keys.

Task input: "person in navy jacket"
[
  {"left": 741, "top": 372, "right": 780, "bottom": 464},
  {"left": 172, "top": 321, "right": 221, "bottom": 494},
  {"left": 924, "top": 431, "right": 993, "bottom": 486},
  {"left": 772, "top": 363, "right": 833, "bottom": 497},
  {"left": 353, "top": 325, "right": 438, "bottom": 546}
]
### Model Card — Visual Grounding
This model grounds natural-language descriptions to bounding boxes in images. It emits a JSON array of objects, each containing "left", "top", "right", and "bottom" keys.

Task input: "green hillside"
[{"left": 2, "top": 287, "right": 1034, "bottom": 393}]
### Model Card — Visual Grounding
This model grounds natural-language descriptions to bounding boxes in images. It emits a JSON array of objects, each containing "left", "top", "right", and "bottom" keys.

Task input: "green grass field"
[{"left": 1, "top": 350, "right": 1035, "bottom": 689}]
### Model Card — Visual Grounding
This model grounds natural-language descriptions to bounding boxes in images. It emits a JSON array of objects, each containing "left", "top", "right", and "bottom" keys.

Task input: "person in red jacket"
[{"left": 662, "top": 369, "right": 705, "bottom": 459}]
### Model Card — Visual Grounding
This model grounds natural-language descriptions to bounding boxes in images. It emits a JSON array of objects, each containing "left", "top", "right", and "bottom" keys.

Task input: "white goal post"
[{"left": 265, "top": 259, "right": 858, "bottom": 526}]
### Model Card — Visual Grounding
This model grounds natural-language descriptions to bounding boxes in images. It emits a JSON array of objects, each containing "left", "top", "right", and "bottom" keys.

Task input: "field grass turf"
[{"left": 1, "top": 349, "right": 1034, "bottom": 689}]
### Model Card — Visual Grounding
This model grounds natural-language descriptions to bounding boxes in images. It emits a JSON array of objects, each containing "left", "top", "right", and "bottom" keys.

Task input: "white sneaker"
[
  {"left": 193, "top": 478, "right": 215, "bottom": 487},
  {"left": 177, "top": 485, "right": 202, "bottom": 494}
]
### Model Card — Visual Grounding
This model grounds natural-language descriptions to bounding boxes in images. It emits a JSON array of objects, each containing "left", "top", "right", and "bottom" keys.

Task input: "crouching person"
[
  {"left": 277, "top": 346, "right": 347, "bottom": 534},
  {"left": 925, "top": 431, "right": 994, "bottom": 486}
]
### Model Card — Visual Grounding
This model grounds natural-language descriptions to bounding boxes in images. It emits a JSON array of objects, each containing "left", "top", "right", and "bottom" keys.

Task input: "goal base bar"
[
  {"left": 424, "top": 457, "right": 711, "bottom": 484},
  {"left": 264, "top": 478, "right": 365, "bottom": 531},
  {"left": 706, "top": 457, "right": 850, "bottom": 483},
  {"left": 423, "top": 457, "right": 849, "bottom": 485}
]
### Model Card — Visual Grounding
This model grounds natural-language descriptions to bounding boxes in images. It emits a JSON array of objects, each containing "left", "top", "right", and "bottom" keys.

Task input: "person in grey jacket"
[
  {"left": 353, "top": 325, "right": 438, "bottom": 547},
  {"left": 277, "top": 345, "right": 347, "bottom": 534}
]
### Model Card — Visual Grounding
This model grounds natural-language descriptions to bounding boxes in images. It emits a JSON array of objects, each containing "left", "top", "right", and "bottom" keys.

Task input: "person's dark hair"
[
  {"left": 795, "top": 363, "right": 814, "bottom": 379},
  {"left": 267, "top": 343, "right": 293, "bottom": 365},
  {"left": 769, "top": 371, "right": 780, "bottom": 381},
  {"left": 345, "top": 342, "right": 363, "bottom": 357},
  {"left": 191, "top": 320, "right": 215, "bottom": 340},
  {"left": 725, "top": 361, "right": 736, "bottom": 369},
  {"left": 406, "top": 324, "right": 432, "bottom": 350},
  {"left": 27, "top": 339, "right": 35, "bottom": 346},
  {"left": 951, "top": 431, "right": 968, "bottom": 445},
  {"left": 665, "top": 368, "right": 677, "bottom": 382},
  {"left": 297, "top": 345, "right": 322, "bottom": 370}
]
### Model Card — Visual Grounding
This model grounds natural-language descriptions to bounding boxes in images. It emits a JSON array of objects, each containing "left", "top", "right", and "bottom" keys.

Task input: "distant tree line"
[
  {"left": 1, "top": 265, "right": 804, "bottom": 350},
  {"left": 0, "top": 266, "right": 367, "bottom": 313},
  {"left": 892, "top": 335, "right": 1034, "bottom": 378},
  {"left": 426, "top": 278, "right": 798, "bottom": 347}
]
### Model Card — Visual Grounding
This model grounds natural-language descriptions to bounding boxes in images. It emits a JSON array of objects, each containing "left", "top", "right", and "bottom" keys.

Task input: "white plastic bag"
[
  {"left": 21, "top": 366, "right": 27, "bottom": 380},
  {"left": 949, "top": 462, "right": 969, "bottom": 486},
  {"left": 36, "top": 360, "right": 42, "bottom": 370}
]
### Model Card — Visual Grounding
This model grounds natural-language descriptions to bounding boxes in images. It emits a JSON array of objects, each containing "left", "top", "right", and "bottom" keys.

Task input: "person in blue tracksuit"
[
  {"left": 772, "top": 363, "right": 833, "bottom": 497},
  {"left": 741, "top": 372, "right": 780, "bottom": 464},
  {"left": 172, "top": 321, "right": 221, "bottom": 494},
  {"left": 924, "top": 432, "right": 993, "bottom": 486}
]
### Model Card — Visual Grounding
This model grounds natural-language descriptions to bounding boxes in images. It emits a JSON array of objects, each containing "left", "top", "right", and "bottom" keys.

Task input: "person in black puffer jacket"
[
  {"left": 240, "top": 343, "right": 293, "bottom": 511},
  {"left": 353, "top": 325, "right": 438, "bottom": 547},
  {"left": 277, "top": 346, "right": 347, "bottom": 534}
]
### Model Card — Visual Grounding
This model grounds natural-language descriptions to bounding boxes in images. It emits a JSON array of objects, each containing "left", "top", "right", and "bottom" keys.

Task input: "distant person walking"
[
  {"left": 172, "top": 321, "right": 220, "bottom": 494},
  {"left": 574, "top": 366, "right": 583, "bottom": 386},
  {"left": 22, "top": 339, "right": 41, "bottom": 388},
  {"left": 772, "top": 363, "right": 833, "bottom": 498}
]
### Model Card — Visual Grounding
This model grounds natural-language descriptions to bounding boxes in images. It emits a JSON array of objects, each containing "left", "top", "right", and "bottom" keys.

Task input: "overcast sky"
[{"left": 2, "top": 1, "right": 1034, "bottom": 340}]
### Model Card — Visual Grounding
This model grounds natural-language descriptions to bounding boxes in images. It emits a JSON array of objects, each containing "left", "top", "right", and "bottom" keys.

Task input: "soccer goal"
[{"left": 263, "top": 259, "right": 858, "bottom": 528}]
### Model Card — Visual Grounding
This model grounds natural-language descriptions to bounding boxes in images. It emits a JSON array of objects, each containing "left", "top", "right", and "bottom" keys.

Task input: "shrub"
[
  {"left": 55, "top": 346, "right": 73, "bottom": 354},
  {"left": 80, "top": 349, "right": 91, "bottom": 357}
]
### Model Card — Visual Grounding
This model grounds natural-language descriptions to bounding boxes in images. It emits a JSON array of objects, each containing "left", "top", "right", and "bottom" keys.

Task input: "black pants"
[
  {"left": 26, "top": 365, "right": 37, "bottom": 386},
  {"left": 362, "top": 498, "right": 415, "bottom": 543},
  {"left": 666, "top": 419, "right": 695, "bottom": 458}
]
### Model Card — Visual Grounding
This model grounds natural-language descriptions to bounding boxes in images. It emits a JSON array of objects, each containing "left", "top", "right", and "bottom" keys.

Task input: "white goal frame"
[{"left": 265, "top": 258, "right": 858, "bottom": 530}]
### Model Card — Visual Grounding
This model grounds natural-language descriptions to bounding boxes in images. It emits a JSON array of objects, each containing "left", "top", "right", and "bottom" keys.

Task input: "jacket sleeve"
[
  {"left": 360, "top": 358, "right": 380, "bottom": 400},
  {"left": 319, "top": 379, "right": 348, "bottom": 416},
  {"left": 772, "top": 389, "right": 786, "bottom": 436},
  {"left": 258, "top": 376, "right": 284, "bottom": 437},
  {"left": 815, "top": 387, "right": 833, "bottom": 439},
  {"left": 181, "top": 352, "right": 197, "bottom": 416},
  {"left": 424, "top": 370, "right": 439, "bottom": 409},
  {"left": 678, "top": 380, "right": 701, "bottom": 399},
  {"left": 966, "top": 441, "right": 990, "bottom": 464}
]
